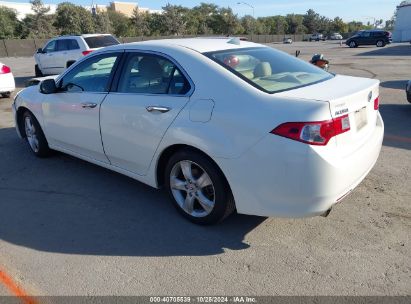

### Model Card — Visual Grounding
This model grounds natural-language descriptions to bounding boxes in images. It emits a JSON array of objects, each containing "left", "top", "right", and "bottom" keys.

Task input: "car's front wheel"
[
  {"left": 35, "top": 64, "right": 43, "bottom": 77},
  {"left": 376, "top": 40, "right": 385, "bottom": 47},
  {"left": 165, "top": 149, "right": 235, "bottom": 225},
  {"left": 349, "top": 41, "right": 357, "bottom": 48},
  {"left": 22, "top": 111, "right": 51, "bottom": 157}
]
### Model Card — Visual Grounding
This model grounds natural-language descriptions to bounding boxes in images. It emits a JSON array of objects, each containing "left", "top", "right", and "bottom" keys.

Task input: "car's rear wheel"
[
  {"left": 349, "top": 41, "right": 357, "bottom": 48},
  {"left": 22, "top": 111, "right": 51, "bottom": 157},
  {"left": 376, "top": 40, "right": 385, "bottom": 47},
  {"left": 165, "top": 149, "right": 235, "bottom": 225},
  {"left": 35, "top": 64, "right": 43, "bottom": 77}
]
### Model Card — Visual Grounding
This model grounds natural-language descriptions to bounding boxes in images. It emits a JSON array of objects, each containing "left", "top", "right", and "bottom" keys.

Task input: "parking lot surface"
[{"left": 0, "top": 41, "right": 410, "bottom": 297}]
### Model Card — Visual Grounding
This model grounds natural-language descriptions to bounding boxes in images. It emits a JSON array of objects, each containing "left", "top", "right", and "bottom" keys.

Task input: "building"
[
  {"left": 0, "top": 0, "right": 56, "bottom": 20},
  {"left": 393, "top": 1, "right": 411, "bottom": 42},
  {"left": 108, "top": 1, "right": 161, "bottom": 17},
  {"left": 0, "top": 0, "right": 161, "bottom": 20}
]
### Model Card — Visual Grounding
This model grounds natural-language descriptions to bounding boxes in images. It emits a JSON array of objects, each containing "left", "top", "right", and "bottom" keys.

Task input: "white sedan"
[
  {"left": 0, "top": 62, "right": 15, "bottom": 98},
  {"left": 12, "top": 38, "right": 384, "bottom": 224}
]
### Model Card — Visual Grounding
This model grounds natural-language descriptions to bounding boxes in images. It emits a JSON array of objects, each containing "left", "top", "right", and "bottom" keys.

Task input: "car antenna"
[{"left": 227, "top": 37, "right": 241, "bottom": 45}]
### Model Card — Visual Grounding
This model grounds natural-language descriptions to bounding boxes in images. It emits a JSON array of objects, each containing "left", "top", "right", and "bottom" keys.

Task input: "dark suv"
[{"left": 346, "top": 30, "right": 392, "bottom": 48}]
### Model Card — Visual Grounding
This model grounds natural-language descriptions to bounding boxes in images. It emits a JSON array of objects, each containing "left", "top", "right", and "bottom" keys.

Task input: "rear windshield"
[
  {"left": 84, "top": 35, "right": 120, "bottom": 49},
  {"left": 204, "top": 47, "right": 333, "bottom": 94}
]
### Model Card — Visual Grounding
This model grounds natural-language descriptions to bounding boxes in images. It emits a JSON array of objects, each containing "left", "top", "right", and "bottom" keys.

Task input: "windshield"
[
  {"left": 84, "top": 35, "right": 120, "bottom": 49},
  {"left": 204, "top": 47, "right": 333, "bottom": 94}
]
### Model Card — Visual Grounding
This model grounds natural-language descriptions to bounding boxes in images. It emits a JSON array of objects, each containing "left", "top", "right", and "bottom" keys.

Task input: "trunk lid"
[{"left": 276, "top": 75, "right": 380, "bottom": 152}]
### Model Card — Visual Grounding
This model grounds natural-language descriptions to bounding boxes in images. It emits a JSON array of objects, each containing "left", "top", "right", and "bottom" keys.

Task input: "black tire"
[
  {"left": 349, "top": 41, "right": 357, "bottom": 48},
  {"left": 1, "top": 92, "right": 11, "bottom": 98},
  {"left": 22, "top": 111, "right": 52, "bottom": 157},
  {"left": 164, "top": 148, "right": 235, "bottom": 225},
  {"left": 35, "top": 64, "right": 43, "bottom": 77},
  {"left": 376, "top": 40, "right": 385, "bottom": 47}
]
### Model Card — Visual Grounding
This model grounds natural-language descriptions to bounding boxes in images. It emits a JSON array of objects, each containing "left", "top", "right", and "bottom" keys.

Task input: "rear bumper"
[
  {"left": 0, "top": 73, "right": 15, "bottom": 93},
  {"left": 218, "top": 112, "right": 384, "bottom": 217}
]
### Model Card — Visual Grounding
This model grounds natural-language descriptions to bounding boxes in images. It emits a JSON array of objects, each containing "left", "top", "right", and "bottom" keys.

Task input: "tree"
[
  {"left": 331, "top": 17, "right": 348, "bottom": 34},
  {"left": 303, "top": 9, "right": 320, "bottom": 33},
  {"left": 22, "top": 0, "right": 57, "bottom": 38},
  {"left": 54, "top": 2, "right": 94, "bottom": 35},
  {"left": 210, "top": 7, "right": 241, "bottom": 35},
  {"left": 161, "top": 4, "right": 187, "bottom": 35},
  {"left": 107, "top": 9, "right": 133, "bottom": 37},
  {"left": 94, "top": 11, "right": 112, "bottom": 34},
  {"left": 286, "top": 14, "right": 306, "bottom": 34},
  {"left": 0, "top": 6, "right": 23, "bottom": 39},
  {"left": 131, "top": 7, "right": 150, "bottom": 36},
  {"left": 191, "top": 3, "right": 219, "bottom": 34},
  {"left": 241, "top": 15, "right": 255, "bottom": 34}
]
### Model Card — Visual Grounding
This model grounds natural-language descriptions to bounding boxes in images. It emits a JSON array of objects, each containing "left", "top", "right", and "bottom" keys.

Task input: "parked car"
[
  {"left": 0, "top": 62, "right": 15, "bottom": 98},
  {"left": 34, "top": 34, "right": 120, "bottom": 77},
  {"left": 309, "top": 33, "right": 326, "bottom": 41},
  {"left": 329, "top": 33, "right": 343, "bottom": 40},
  {"left": 406, "top": 80, "right": 411, "bottom": 103},
  {"left": 13, "top": 38, "right": 384, "bottom": 224},
  {"left": 283, "top": 37, "right": 293, "bottom": 44},
  {"left": 345, "top": 30, "right": 392, "bottom": 48}
]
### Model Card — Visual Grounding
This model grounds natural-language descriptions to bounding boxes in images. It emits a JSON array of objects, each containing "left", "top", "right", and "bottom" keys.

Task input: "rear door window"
[
  {"left": 57, "top": 40, "right": 69, "bottom": 51},
  {"left": 117, "top": 53, "right": 191, "bottom": 95},
  {"left": 84, "top": 35, "right": 120, "bottom": 49},
  {"left": 67, "top": 39, "right": 80, "bottom": 50}
]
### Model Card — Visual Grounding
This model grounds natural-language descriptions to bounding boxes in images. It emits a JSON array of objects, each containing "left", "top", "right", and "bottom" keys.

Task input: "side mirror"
[
  {"left": 37, "top": 48, "right": 44, "bottom": 54},
  {"left": 40, "top": 79, "right": 57, "bottom": 94}
]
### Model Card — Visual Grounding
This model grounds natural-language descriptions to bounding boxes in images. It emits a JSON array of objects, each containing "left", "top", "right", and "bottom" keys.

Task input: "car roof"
[
  {"left": 113, "top": 38, "right": 262, "bottom": 53},
  {"left": 53, "top": 34, "right": 113, "bottom": 39}
]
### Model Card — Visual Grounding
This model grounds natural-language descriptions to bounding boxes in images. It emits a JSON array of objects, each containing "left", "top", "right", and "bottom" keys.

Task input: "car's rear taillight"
[
  {"left": 374, "top": 96, "right": 379, "bottom": 110},
  {"left": 0, "top": 65, "right": 11, "bottom": 74},
  {"left": 270, "top": 115, "right": 350, "bottom": 146},
  {"left": 82, "top": 50, "right": 93, "bottom": 56}
]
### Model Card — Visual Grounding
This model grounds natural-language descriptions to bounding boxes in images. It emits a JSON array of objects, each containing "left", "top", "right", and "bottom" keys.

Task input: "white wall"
[
  {"left": 393, "top": 4, "right": 411, "bottom": 42},
  {"left": 0, "top": 1, "right": 57, "bottom": 20}
]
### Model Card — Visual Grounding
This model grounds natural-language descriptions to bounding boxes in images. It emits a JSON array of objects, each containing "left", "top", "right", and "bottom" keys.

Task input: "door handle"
[
  {"left": 146, "top": 106, "right": 171, "bottom": 113},
  {"left": 81, "top": 102, "right": 97, "bottom": 109}
]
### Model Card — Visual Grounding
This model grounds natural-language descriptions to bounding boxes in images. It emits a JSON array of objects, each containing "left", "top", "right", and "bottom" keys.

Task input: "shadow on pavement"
[
  {"left": 356, "top": 45, "right": 411, "bottom": 57},
  {"left": 380, "top": 103, "right": 411, "bottom": 151},
  {"left": 380, "top": 80, "right": 408, "bottom": 90},
  {"left": 0, "top": 127, "right": 265, "bottom": 257}
]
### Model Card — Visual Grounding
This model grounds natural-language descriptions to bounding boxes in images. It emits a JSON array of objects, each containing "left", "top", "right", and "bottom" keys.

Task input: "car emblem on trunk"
[{"left": 368, "top": 92, "right": 372, "bottom": 102}]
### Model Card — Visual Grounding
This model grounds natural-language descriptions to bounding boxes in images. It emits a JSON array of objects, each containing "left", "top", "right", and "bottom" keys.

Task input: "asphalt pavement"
[{"left": 0, "top": 41, "right": 410, "bottom": 297}]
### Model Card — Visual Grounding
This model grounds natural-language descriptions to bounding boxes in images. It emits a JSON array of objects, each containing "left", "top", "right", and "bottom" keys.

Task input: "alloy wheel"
[
  {"left": 24, "top": 116, "right": 39, "bottom": 153},
  {"left": 169, "top": 160, "right": 215, "bottom": 218}
]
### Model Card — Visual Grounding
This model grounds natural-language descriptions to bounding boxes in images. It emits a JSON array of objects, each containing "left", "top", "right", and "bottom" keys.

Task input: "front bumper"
[{"left": 217, "top": 112, "right": 384, "bottom": 217}]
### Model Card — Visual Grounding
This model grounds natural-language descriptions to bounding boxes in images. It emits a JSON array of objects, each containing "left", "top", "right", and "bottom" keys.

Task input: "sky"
[{"left": 8, "top": 0, "right": 401, "bottom": 23}]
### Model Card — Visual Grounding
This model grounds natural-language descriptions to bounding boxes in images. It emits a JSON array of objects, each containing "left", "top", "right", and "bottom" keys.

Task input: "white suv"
[
  {"left": 309, "top": 33, "right": 326, "bottom": 41},
  {"left": 34, "top": 34, "right": 120, "bottom": 76}
]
